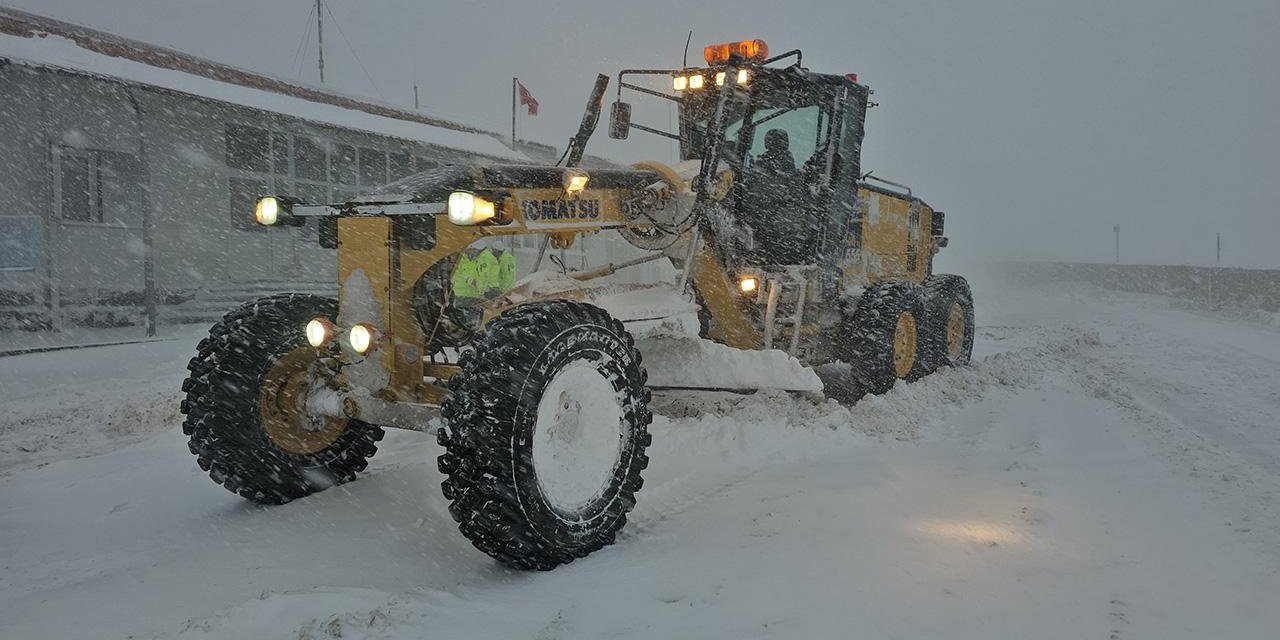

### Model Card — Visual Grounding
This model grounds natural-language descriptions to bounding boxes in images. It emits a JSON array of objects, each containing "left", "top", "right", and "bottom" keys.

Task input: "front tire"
[
  {"left": 438, "top": 300, "right": 653, "bottom": 570},
  {"left": 180, "top": 294, "right": 384, "bottom": 504}
]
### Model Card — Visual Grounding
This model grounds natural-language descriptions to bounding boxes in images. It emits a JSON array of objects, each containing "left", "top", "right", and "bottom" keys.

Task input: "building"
[{"left": 0, "top": 8, "right": 639, "bottom": 331}]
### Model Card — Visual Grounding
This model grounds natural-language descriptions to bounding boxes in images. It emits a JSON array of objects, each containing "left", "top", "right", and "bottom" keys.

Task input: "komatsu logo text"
[{"left": 521, "top": 197, "right": 602, "bottom": 222}]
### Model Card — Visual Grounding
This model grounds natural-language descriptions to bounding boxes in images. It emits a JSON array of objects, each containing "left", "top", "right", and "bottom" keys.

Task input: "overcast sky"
[{"left": 11, "top": 0, "right": 1279, "bottom": 267}]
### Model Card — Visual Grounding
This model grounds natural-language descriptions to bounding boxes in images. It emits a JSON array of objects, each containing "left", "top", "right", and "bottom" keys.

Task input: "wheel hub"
[
  {"left": 259, "top": 347, "right": 349, "bottom": 455},
  {"left": 893, "top": 311, "right": 918, "bottom": 378},
  {"left": 531, "top": 360, "right": 626, "bottom": 514},
  {"left": 946, "top": 302, "right": 966, "bottom": 360}
]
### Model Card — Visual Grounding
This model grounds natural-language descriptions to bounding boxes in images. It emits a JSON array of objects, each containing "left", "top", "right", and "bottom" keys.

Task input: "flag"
[{"left": 517, "top": 80, "right": 539, "bottom": 116}]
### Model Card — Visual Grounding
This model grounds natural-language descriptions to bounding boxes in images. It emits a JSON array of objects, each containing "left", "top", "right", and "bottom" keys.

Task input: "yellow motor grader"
[{"left": 180, "top": 39, "right": 973, "bottom": 570}]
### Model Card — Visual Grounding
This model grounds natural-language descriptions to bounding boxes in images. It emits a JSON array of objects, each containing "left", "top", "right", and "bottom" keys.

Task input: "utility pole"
[
  {"left": 413, "top": 84, "right": 419, "bottom": 109},
  {"left": 315, "top": 0, "right": 325, "bottom": 83},
  {"left": 511, "top": 77, "right": 518, "bottom": 150},
  {"left": 1113, "top": 224, "right": 1120, "bottom": 264},
  {"left": 1216, "top": 232, "right": 1221, "bottom": 265}
]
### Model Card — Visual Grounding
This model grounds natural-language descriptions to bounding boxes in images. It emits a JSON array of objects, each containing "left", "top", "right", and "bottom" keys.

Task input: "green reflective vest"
[
  {"left": 452, "top": 254, "right": 481, "bottom": 298},
  {"left": 497, "top": 250, "right": 516, "bottom": 291},
  {"left": 475, "top": 249, "right": 500, "bottom": 295}
]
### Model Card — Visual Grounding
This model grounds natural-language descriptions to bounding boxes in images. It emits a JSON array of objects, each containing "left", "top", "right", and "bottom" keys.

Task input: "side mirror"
[{"left": 608, "top": 101, "right": 632, "bottom": 140}]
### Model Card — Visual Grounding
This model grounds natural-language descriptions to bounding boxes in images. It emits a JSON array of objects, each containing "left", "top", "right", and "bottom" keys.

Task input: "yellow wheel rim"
[
  {"left": 893, "top": 311, "right": 918, "bottom": 378},
  {"left": 946, "top": 302, "right": 967, "bottom": 360},
  {"left": 259, "top": 347, "right": 348, "bottom": 455}
]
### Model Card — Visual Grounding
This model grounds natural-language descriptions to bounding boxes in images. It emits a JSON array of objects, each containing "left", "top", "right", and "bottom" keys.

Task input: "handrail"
[{"left": 860, "top": 172, "right": 912, "bottom": 198}]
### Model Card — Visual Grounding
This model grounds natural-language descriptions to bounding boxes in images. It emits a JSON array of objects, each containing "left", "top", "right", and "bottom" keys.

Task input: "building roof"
[{"left": 0, "top": 7, "right": 527, "bottom": 161}]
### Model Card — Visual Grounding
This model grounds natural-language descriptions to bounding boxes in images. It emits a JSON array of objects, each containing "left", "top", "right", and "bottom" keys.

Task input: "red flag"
[{"left": 517, "top": 80, "right": 539, "bottom": 116}]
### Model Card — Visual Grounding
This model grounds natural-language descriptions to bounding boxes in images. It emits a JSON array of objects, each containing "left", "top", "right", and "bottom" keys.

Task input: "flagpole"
[{"left": 511, "top": 77, "right": 517, "bottom": 151}]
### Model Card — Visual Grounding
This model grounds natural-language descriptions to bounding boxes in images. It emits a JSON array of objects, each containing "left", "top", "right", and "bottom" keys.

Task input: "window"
[
  {"left": 293, "top": 135, "right": 327, "bottom": 182},
  {"left": 389, "top": 151, "right": 413, "bottom": 182},
  {"left": 358, "top": 147, "right": 386, "bottom": 187},
  {"left": 59, "top": 151, "right": 97, "bottom": 222},
  {"left": 271, "top": 132, "right": 290, "bottom": 176},
  {"left": 226, "top": 124, "right": 269, "bottom": 172},
  {"left": 229, "top": 177, "right": 269, "bottom": 230},
  {"left": 57, "top": 148, "right": 145, "bottom": 225},
  {"left": 739, "top": 106, "right": 827, "bottom": 167},
  {"left": 224, "top": 123, "right": 414, "bottom": 229},
  {"left": 294, "top": 182, "right": 328, "bottom": 206},
  {"left": 330, "top": 143, "right": 358, "bottom": 186}
]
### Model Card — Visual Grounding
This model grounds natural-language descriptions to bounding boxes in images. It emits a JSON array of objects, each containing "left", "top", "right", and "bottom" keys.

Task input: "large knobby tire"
[
  {"left": 438, "top": 300, "right": 653, "bottom": 570},
  {"left": 835, "top": 280, "right": 928, "bottom": 402},
  {"left": 921, "top": 274, "right": 975, "bottom": 370},
  {"left": 180, "top": 293, "right": 384, "bottom": 504}
]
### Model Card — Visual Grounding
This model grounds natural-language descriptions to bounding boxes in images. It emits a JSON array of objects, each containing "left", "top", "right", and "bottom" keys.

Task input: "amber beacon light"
[{"left": 703, "top": 39, "right": 769, "bottom": 64}]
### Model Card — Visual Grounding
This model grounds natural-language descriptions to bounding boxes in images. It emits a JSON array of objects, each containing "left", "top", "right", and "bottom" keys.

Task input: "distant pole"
[
  {"left": 511, "top": 77, "right": 518, "bottom": 150},
  {"left": 1216, "top": 232, "right": 1221, "bottom": 265},
  {"left": 413, "top": 84, "right": 419, "bottom": 109},
  {"left": 1114, "top": 224, "right": 1120, "bottom": 263},
  {"left": 316, "top": 0, "right": 325, "bottom": 83}
]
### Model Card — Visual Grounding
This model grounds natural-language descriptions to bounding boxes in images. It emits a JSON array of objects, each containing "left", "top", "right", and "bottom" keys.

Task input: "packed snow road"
[{"left": 2, "top": 279, "right": 1279, "bottom": 639}]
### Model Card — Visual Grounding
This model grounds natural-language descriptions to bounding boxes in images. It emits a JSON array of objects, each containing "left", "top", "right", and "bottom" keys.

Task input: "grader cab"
[{"left": 180, "top": 39, "right": 974, "bottom": 570}]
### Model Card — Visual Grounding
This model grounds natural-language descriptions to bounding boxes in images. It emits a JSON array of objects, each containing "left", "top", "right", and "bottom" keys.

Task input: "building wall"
[{"left": 0, "top": 63, "right": 667, "bottom": 329}]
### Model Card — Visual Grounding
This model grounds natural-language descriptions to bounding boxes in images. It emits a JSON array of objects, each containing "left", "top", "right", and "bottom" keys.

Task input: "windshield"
[{"left": 679, "top": 73, "right": 834, "bottom": 173}]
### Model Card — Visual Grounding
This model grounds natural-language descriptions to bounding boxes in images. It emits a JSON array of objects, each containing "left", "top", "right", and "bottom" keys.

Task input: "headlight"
[
  {"left": 447, "top": 191, "right": 496, "bottom": 225},
  {"left": 255, "top": 196, "right": 279, "bottom": 225},
  {"left": 348, "top": 323, "right": 378, "bottom": 355},
  {"left": 564, "top": 171, "right": 589, "bottom": 194},
  {"left": 715, "top": 70, "right": 752, "bottom": 86},
  {"left": 254, "top": 195, "right": 304, "bottom": 226},
  {"left": 739, "top": 276, "right": 759, "bottom": 294},
  {"left": 673, "top": 75, "right": 688, "bottom": 91},
  {"left": 305, "top": 317, "right": 336, "bottom": 348},
  {"left": 687, "top": 74, "right": 704, "bottom": 90}
]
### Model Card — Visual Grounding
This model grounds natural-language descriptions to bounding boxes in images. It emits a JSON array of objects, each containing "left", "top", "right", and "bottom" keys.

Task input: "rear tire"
[
  {"left": 921, "top": 274, "right": 975, "bottom": 370},
  {"left": 180, "top": 294, "right": 384, "bottom": 504},
  {"left": 438, "top": 300, "right": 653, "bottom": 570},
  {"left": 834, "top": 280, "right": 927, "bottom": 402}
]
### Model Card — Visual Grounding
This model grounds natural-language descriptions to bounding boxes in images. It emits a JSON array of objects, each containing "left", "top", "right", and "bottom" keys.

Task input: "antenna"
[
  {"left": 683, "top": 30, "right": 693, "bottom": 67},
  {"left": 315, "top": 0, "right": 325, "bottom": 83}
]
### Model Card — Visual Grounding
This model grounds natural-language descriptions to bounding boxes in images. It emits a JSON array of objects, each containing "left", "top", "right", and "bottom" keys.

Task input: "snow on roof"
[{"left": 0, "top": 10, "right": 527, "bottom": 162}]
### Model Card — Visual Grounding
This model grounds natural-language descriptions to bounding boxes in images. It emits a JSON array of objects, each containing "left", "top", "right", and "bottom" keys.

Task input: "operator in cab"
[{"left": 742, "top": 128, "right": 816, "bottom": 265}]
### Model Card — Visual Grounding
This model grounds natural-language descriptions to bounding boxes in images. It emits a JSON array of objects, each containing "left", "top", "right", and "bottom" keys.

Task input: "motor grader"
[{"left": 180, "top": 38, "right": 974, "bottom": 570}]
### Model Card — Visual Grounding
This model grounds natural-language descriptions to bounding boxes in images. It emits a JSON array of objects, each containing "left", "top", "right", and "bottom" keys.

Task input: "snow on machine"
[{"left": 179, "top": 38, "right": 974, "bottom": 570}]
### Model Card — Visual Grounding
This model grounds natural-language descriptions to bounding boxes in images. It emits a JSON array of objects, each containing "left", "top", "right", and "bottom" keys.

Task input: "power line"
[
  {"left": 321, "top": 0, "right": 384, "bottom": 99},
  {"left": 289, "top": 2, "right": 316, "bottom": 79}
]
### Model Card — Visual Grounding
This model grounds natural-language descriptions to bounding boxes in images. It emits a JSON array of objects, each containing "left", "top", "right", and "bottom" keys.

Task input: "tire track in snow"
[{"left": 626, "top": 327, "right": 1106, "bottom": 537}]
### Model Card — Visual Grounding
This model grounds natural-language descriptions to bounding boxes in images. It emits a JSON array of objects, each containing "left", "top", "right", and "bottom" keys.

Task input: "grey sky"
[{"left": 10, "top": 0, "right": 1279, "bottom": 267}]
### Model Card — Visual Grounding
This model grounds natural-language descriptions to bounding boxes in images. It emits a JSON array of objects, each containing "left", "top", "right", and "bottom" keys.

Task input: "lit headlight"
[
  {"left": 739, "top": 276, "right": 759, "bottom": 294},
  {"left": 673, "top": 75, "right": 688, "bottom": 91},
  {"left": 564, "top": 170, "right": 589, "bottom": 194},
  {"left": 447, "top": 191, "right": 496, "bottom": 226},
  {"left": 348, "top": 323, "right": 378, "bottom": 355},
  {"left": 715, "top": 70, "right": 752, "bottom": 86},
  {"left": 305, "top": 317, "right": 336, "bottom": 348},
  {"left": 688, "top": 74, "right": 704, "bottom": 89},
  {"left": 255, "top": 196, "right": 279, "bottom": 225}
]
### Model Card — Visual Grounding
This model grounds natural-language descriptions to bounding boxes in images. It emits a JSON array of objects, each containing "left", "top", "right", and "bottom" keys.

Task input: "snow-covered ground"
[{"left": 2, "top": 275, "right": 1279, "bottom": 639}]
